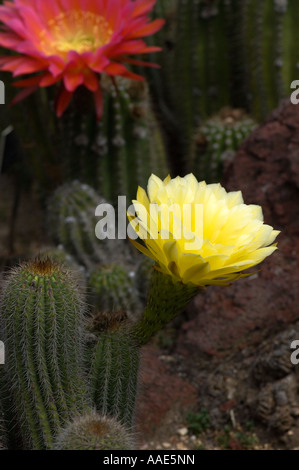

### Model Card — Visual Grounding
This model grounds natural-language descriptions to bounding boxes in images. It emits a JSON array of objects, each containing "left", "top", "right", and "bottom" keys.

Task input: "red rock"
[{"left": 135, "top": 346, "right": 197, "bottom": 441}]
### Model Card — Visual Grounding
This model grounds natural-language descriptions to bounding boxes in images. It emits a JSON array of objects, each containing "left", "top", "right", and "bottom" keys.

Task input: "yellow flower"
[{"left": 128, "top": 173, "right": 279, "bottom": 287}]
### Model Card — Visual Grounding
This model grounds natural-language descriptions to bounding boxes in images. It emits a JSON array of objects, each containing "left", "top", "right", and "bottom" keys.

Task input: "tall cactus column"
[
  {"left": 0, "top": 257, "right": 90, "bottom": 449},
  {"left": 90, "top": 311, "right": 140, "bottom": 428}
]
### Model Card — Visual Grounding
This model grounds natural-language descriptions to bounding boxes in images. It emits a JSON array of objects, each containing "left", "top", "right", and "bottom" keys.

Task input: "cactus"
[
  {"left": 47, "top": 180, "right": 132, "bottom": 271},
  {"left": 143, "top": 0, "right": 299, "bottom": 174},
  {"left": 0, "top": 396, "right": 7, "bottom": 450},
  {"left": 90, "top": 311, "right": 140, "bottom": 427},
  {"left": 88, "top": 264, "right": 141, "bottom": 320},
  {"left": 191, "top": 108, "right": 257, "bottom": 182},
  {"left": 135, "top": 257, "right": 155, "bottom": 305},
  {"left": 0, "top": 257, "right": 90, "bottom": 449},
  {"left": 85, "top": 77, "right": 168, "bottom": 203},
  {"left": 40, "top": 246, "right": 85, "bottom": 278},
  {"left": 54, "top": 412, "right": 134, "bottom": 450},
  {"left": 132, "top": 269, "right": 199, "bottom": 346}
]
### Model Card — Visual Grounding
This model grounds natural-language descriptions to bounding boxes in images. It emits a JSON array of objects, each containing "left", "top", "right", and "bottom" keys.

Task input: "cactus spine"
[
  {"left": 0, "top": 258, "right": 89, "bottom": 449},
  {"left": 55, "top": 413, "right": 134, "bottom": 450},
  {"left": 90, "top": 312, "right": 140, "bottom": 427}
]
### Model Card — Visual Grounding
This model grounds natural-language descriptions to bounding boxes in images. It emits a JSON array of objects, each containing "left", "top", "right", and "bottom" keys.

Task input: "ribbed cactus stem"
[
  {"left": 90, "top": 312, "right": 140, "bottom": 427},
  {"left": 0, "top": 396, "right": 7, "bottom": 450},
  {"left": 94, "top": 78, "right": 168, "bottom": 202},
  {"left": 0, "top": 257, "right": 90, "bottom": 449},
  {"left": 132, "top": 269, "right": 200, "bottom": 346},
  {"left": 55, "top": 413, "right": 134, "bottom": 450},
  {"left": 88, "top": 264, "right": 140, "bottom": 320}
]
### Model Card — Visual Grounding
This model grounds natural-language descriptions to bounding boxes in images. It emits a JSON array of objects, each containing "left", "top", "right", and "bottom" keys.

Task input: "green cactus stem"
[
  {"left": 131, "top": 268, "right": 200, "bottom": 347},
  {"left": 54, "top": 412, "right": 134, "bottom": 450},
  {"left": 87, "top": 264, "right": 141, "bottom": 320},
  {"left": 135, "top": 257, "right": 155, "bottom": 305},
  {"left": 90, "top": 311, "right": 140, "bottom": 427},
  {"left": 0, "top": 393, "right": 7, "bottom": 450},
  {"left": 94, "top": 78, "right": 168, "bottom": 203},
  {"left": 0, "top": 257, "right": 90, "bottom": 449}
]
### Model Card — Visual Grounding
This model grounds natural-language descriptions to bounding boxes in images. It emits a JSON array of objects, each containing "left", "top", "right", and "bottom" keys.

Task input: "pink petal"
[
  {"left": 133, "top": 0, "right": 157, "bottom": 18},
  {"left": 63, "top": 70, "right": 84, "bottom": 92},
  {"left": 128, "top": 18, "right": 165, "bottom": 38},
  {"left": 55, "top": 85, "right": 73, "bottom": 117},
  {"left": 10, "top": 85, "right": 39, "bottom": 105}
]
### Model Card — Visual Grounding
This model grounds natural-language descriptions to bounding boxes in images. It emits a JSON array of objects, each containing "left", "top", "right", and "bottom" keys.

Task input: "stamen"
[{"left": 39, "top": 10, "right": 113, "bottom": 57}]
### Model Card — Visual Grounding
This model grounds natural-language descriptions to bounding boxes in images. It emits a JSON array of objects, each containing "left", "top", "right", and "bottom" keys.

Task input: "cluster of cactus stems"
[
  {"left": 1, "top": 74, "right": 168, "bottom": 201},
  {"left": 141, "top": 0, "right": 299, "bottom": 175},
  {"left": 2, "top": 1, "right": 296, "bottom": 190},
  {"left": 0, "top": 255, "right": 199, "bottom": 450}
]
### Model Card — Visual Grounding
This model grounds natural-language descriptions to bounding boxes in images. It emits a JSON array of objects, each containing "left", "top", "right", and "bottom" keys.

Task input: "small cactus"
[
  {"left": 90, "top": 311, "right": 140, "bottom": 427},
  {"left": 191, "top": 108, "right": 257, "bottom": 182},
  {"left": 54, "top": 412, "right": 134, "bottom": 450},
  {"left": 88, "top": 264, "right": 141, "bottom": 320},
  {"left": 0, "top": 257, "right": 89, "bottom": 449},
  {"left": 40, "top": 245, "right": 85, "bottom": 278}
]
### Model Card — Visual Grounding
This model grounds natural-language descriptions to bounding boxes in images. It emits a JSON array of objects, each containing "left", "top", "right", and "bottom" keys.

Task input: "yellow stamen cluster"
[{"left": 39, "top": 10, "right": 113, "bottom": 57}]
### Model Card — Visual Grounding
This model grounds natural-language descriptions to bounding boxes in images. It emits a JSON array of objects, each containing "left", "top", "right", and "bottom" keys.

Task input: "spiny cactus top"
[
  {"left": 128, "top": 173, "right": 280, "bottom": 287},
  {"left": 0, "top": 0, "right": 164, "bottom": 119},
  {"left": 0, "top": 257, "right": 89, "bottom": 449},
  {"left": 55, "top": 413, "right": 134, "bottom": 450}
]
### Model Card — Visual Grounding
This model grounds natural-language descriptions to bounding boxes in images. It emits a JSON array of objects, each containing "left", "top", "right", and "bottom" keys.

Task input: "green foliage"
[
  {"left": 54, "top": 413, "right": 134, "bottom": 450},
  {"left": 186, "top": 409, "right": 211, "bottom": 436},
  {"left": 0, "top": 257, "right": 89, "bottom": 449},
  {"left": 216, "top": 424, "right": 258, "bottom": 450}
]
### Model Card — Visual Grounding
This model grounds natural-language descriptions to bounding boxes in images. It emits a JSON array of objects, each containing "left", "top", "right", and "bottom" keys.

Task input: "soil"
[{"left": 0, "top": 99, "right": 299, "bottom": 450}]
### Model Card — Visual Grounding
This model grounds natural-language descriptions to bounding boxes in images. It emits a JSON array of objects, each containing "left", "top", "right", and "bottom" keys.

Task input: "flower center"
[{"left": 39, "top": 10, "right": 113, "bottom": 57}]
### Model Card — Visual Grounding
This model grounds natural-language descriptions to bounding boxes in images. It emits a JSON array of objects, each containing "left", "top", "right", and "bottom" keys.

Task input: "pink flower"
[{"left": 0, "top": 0, "right": 164, "bottom": 119}]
